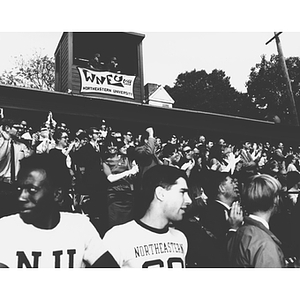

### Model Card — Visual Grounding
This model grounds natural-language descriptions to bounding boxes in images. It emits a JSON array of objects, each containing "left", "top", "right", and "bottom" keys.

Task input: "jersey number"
[{"left": 142, "top": 257, "right": 184, "bottom": 268}]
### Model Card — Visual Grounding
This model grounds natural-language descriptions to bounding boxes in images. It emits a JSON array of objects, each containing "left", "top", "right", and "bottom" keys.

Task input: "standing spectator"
[
  {"left": 218, "top": 138, "right": 226, "bottom": 149},
  {"left": 48, "top": 128, "right": 75, "bottom": 212},
  {"left": 162, "top": 143, "right": 181, "bottom": 168},
  {"left": 75, "top": 127, "right": 109, "bottom": 237},
  {"left": 0, "top": 153, "right": 119, "bottom": 268},
  {"left": 202, "top": 171, "right": 242, "bottom": 267},
  {"left": 168, "top": 134, "right": 178, "bottom": 145},
  {"left": 195, "top": 135, "right": 206, "bottom": 148},
  {"left": 0, "top": 118, "right": 33, "bottom": 217},
  {"left": 286, "top": 171, "right": 300, "bottom": 206},
  {"left": 133, "top": 127, "right": 160, "bottom": 179},
  {"left": 99, "top": 120, "right": 108, "bottom": 141},
  {"left": 102, "top": 136, "right": 139, "bottom": 229},
  {"left": 35, "top": 126, "right": 55, "bottom": 154},
  {"left": 286, "top": 155, "right": 299, "bottom": 173},
  {"left": 123, "top": 131, "right": 135, "bottom": 148},
  {"left": 88, "top": 53, "right": 105, "bottom": 71},
  {"left": 103, "top": 165, "right": 192, "bottom": 268},
  {"left": 106, "top": 56, "right": 121, "bottom": 73},
  {"left": 227, "top": 174, "right": 286, "bottom": 268},
  {"left": 180, "top": 144, "right": 196, "bottom": 177},
  {"left": 239, "top": 140, "right": 254, "bottom": 167},
  {"left": 273, "top": 142, "right": 287, "bottom": 174},
  {"left": 257, "top": 151, "right": 268, "bottom": 170}
]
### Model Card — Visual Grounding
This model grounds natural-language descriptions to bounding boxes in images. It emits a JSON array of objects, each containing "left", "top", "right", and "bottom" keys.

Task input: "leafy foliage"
[
  {"left": 246, "top": 54, "right": 300, "bottom": 125},
  {"left": 165, "top": 69, "right": 257, "bottom": 118},
  {"left": 0, "top": 51, "right": 55, "bottom": 91}
]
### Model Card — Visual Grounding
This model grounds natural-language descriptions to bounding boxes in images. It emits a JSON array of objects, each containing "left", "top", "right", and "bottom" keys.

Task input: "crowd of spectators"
[{"left": 1, "top": 112, "right": 300, "bottom": 268}]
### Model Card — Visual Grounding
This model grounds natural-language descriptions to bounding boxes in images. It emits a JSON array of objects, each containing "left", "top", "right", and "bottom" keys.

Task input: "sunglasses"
[{"left": 183, "top": 149, "right": 192, "bottom": 154}]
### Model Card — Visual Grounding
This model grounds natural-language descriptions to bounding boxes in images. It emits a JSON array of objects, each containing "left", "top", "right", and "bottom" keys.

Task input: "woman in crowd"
[
  {"left": 286, "top": 154, "right": 299, "bottom": 173},
  {"left": 102, "top": 136, "right": 139, "bottom": 229},
  {"left": 161, "top": 143, "right": 181, "bottom": 167}
]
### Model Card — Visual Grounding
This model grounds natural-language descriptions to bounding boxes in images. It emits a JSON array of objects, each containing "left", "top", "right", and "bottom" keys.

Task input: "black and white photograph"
[{"left": 0, "top": 1, "right": 299, "bottom": 299}]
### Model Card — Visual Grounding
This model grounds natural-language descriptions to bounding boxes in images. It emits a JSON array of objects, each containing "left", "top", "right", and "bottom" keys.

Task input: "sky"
[
  {"left": 0, "top": 31, "right": 299, "bottom": 93},
  {"left": 1, "top": 1, "right": 300, "bottom": 94}
]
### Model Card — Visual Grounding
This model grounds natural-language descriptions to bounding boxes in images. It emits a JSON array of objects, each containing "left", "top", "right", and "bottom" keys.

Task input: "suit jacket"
[
  {"left": 201, "top": 200, "right": 231, "bottom": 267},
  {"left": 202, "top": 200, "right": 230, "bottom": 240},
  {"left": 74, "top": 143, "right": 107, "bottom": 190}
]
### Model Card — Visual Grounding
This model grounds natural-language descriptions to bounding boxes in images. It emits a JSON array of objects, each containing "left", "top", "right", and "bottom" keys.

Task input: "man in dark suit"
[
  {"left": 202, "top": 171, "right": 243, "bottom": 267},
  {"left": 74, "top": 127, "right": 108, "bottom": 237}
]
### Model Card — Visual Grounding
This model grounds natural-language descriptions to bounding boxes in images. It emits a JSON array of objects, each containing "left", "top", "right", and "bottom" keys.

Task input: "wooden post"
[{"left": 266, "top": 32, "right": 299, "bottom": 126}]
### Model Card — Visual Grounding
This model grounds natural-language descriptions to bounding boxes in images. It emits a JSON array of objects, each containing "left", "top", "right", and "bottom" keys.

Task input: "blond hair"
[{"left": 242, "top": 174, "right": 281, "bottom": 213}]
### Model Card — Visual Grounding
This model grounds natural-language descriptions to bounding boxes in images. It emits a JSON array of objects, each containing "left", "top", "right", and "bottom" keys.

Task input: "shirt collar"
[
  {"left": 249, "top": 214, "right": 269, "bottom": 230},
  {"left": 215, "top": 200, "right": 231, "bottom": 210}
]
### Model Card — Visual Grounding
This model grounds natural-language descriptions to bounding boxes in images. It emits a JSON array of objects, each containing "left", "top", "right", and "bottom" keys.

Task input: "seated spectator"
[{"left": 227, "top": 174, "right": 286, "bottom": 268}]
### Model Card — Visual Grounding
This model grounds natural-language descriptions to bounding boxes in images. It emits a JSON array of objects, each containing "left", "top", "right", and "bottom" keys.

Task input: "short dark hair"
[
  {"left": 104, "top": 135, "right": 124, "bottom": 150},
  {"left": 18, "top": 153, "right": 71, "bottom": 189},
  {"left": 287, "top": 171, "right": 300, "bottom": 190},
  {"left": 162, "top": 143, "right": 178, "bottom": 158},
  {"left": 53, "top": 128, "right": 68, "bottom": 142},
  {"left": 0, "top": 118, "right": 15, "bottom": 128},
  {"left": 135, "top": 165, "right": 188, "bottom": 218},
  {"left": 204, "top": 171, "right": 232, "bottom": 200}
]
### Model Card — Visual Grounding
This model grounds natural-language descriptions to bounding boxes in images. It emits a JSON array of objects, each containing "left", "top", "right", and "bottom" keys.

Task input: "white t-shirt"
[
  {"left": 0, "top": 212, "right": 107, "bottom": 268},
  {"left": 103, "top": 220, "right": 188, "bottom": 268}
]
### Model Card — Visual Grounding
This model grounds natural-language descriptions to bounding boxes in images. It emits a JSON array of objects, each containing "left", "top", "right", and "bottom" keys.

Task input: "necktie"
[{"left": 10, "top": 139, "right": 15, "bottom": 183}]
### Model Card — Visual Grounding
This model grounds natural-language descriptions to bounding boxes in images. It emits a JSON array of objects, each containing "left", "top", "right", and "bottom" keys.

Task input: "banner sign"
[{"left": 77, "top": 67, "right": 136, "bottom": 99}]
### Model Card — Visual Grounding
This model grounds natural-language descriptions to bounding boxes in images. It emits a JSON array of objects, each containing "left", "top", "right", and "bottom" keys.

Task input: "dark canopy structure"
[{"left": 0, "top": 84, "right": 299, "bottom": 145}]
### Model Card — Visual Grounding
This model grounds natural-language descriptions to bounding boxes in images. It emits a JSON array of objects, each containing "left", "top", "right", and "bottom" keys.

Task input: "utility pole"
[{"left": 266, "top": 32, "right": 299, "bottom": 126}]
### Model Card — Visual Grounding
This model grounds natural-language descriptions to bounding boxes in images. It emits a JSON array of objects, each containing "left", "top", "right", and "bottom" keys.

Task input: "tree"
[
  {"left": 0, "top": 51, "right": 55, "bottom": 91},
  {"left": 246, "top": 54, "right": 300, "bottom": 125},
  {"left": 165, "top": 68, "right": 257, "bottom": 117}
]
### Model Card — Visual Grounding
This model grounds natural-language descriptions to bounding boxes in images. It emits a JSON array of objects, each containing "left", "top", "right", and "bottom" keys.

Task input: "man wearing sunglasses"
[
  {"left": 180, "top": 145, "right": 196, "bottom": 177},
  {"left": 0, "top": 153, "right": 119, "bottom": 268}
]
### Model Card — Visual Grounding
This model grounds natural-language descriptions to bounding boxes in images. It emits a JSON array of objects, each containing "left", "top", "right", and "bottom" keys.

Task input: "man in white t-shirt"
[
  {"left": 103, "top": 165, "right": 192, "bottom": 268},
  {"left": 0, "top": 153, "right": 119, "bottom": 268}
]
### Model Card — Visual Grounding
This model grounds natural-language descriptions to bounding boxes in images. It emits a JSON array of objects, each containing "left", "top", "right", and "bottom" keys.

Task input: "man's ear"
[
  {"left": 54, "top": 188, "right": 63, "bottom": 204},
  {"left": 154, "top": 186, "right": 165, "bottom": 202},
  {"left": 218, "top": 184, "right": 225, "bottom": 194}
]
